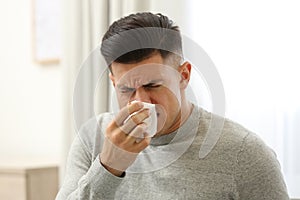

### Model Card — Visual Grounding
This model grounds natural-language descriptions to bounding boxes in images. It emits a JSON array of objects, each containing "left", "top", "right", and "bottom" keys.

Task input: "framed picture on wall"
[{"left": 32, "top": 0, "right": 61, "bottom": 64}]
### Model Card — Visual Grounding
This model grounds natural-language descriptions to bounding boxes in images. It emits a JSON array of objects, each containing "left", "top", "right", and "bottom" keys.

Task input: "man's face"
[{"left": 110, "top": 53, "right": 190, "bottom": 135}]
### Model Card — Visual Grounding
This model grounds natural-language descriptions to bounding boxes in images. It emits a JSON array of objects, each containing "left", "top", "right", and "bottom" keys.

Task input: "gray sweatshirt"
[{"left": 56, "top": 106, "right": 289, "bottom": 199}]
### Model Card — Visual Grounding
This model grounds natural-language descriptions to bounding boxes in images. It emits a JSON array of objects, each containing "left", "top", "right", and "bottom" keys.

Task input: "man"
[{"left": 56, "top": 12, "right": 289, "bottom": 199}]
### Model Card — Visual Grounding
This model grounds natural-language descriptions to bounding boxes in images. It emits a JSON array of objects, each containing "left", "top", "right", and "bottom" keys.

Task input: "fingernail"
[
  {"left": 129, "top": 100, "right": 142, "bottom": 107},
  {"left": 136, "top": 101, "right": 144, "bottom": 108}
]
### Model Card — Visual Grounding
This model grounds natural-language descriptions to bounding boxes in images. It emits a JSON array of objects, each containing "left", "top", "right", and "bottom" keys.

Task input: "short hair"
[{"left": 100, "top": 12, "right": 183, "bottom": 71}]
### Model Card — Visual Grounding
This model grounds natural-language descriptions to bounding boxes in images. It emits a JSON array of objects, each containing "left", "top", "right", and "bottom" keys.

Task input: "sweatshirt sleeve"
[
  {"left": 235, "top": 133, "right": 289, "bottom": 199},
  {"left": 55, "top": 136, "right": 124, "bottom": 200}
]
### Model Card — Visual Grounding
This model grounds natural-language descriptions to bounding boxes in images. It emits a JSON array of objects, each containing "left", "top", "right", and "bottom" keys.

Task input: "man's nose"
[{"left": 132, "top": 87, "right": 151, "bottom": 103}]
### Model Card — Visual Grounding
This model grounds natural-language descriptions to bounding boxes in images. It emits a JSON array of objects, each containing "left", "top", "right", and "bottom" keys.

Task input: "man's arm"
[
  {"left": 235, "top": 133, "right": 289, "bottom": 199},
  {"left": 99, "top": 101, "right": 151, "bottom": 176},
  {"left": 56, "top": 101, "right": 151, "bottom": 199},
  {"left": 55, "top": 136, "right": 124, "bottom": 200}
]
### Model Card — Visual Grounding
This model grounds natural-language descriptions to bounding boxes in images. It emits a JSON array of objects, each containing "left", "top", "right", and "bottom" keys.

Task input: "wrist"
[{"left": 99, "top": 158, "right": 125, "bottom": 177}]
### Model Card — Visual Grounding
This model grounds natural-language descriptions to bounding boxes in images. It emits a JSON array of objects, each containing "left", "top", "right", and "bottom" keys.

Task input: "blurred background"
[{"left": 0, "top": 0, "right": 299, "bottom": 199}]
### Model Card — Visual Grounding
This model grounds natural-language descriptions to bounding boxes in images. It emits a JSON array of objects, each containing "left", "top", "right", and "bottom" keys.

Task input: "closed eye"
[
  {"left": 118, "top": 86, "right": 135, "bottom": 93},
  {"left": 143, "top": 80, "right": 163, "bottom": 89},
  {"left": 143, "top": 83, "right": 162, "bottom": 89}
]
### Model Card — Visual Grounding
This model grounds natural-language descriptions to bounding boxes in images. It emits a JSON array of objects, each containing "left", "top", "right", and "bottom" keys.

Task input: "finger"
[
  {"left": 134, "top": 136, "right": 151, "bottom": 151},
  {"left": 114, "top": 101, "right": 144, "bottom": 127},
  {"left": 123, "top": 133, "right": 151, "bottom": 152},
  {"left": 120, "top": 109, "right": 150, "bottom": 134},
  {"left": 130, "top": 109, "right": 150, "bottom": 125},
  {"left": 128, "top": 123, "right": 148, "bottom": 139},
  {"left": 120, "top": 117, "right": 138, "bottom": 134},
  {"left": 134, "top": 131, "right": 150, "bottom": 143}
]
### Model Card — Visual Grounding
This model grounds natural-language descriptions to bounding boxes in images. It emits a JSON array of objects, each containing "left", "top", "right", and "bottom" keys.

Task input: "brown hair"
[{"left": 100, "top": 12, "right": 183, "bottom": 71}]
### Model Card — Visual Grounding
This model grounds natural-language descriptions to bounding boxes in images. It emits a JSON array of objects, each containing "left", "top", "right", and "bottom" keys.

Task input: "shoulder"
[
  {"left": 77, "top": 112, "right": 114, "bottom": 155},
  {"left": 198, "top": 108, "right": 251, "bottom": 150},
  {"left": 197, "top": 107, "right": 274, "bottom": 162},
  {"left": 196, "top": 107, "right": 284, "bottom": 177},
  {"left": 78, "top": 112, "right": 114, "bottom": 135}
]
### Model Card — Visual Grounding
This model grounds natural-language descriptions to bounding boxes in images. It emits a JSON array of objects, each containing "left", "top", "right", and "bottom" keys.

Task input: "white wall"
[
  {"left": 150, "top": 0, "right": 191, "bottom": 35},
  {"left": 0, "top": 0, "right": 63, "bottom": 163},
  {"left": 185, "top": 1, "right": 300, "bottom": 198}
]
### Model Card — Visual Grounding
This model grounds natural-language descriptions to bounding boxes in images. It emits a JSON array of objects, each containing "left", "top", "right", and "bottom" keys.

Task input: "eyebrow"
[
  {"left": 117, "top": 85, "right": 135, "bottom": 90},
  {"left": 142, "top": 79, "right": 164, "bottom": 87},
  {"left": 116, "top": 79, "right": 163, "bottom": 89}
]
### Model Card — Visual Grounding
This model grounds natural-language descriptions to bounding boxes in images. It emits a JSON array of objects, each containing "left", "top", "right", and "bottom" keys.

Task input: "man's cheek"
[
  {"left": 155, "top": 104, "right": 167, "bottom": 132},
  {"left": 116, "top": 93, "right": 130, "bottom": 109}
]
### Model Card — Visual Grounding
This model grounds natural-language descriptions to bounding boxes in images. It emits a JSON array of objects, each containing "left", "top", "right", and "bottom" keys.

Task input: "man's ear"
[
  {"left": 178, "top": 62, "right": 191, "bottom": 89},
  {"left": 109, "top": 73, "right": 115, "bottom": 87}
]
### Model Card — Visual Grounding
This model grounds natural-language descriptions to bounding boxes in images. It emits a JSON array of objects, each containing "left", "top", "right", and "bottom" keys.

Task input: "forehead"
[{"left": 111, "top": 53, "right": 165, "bottom": 79}]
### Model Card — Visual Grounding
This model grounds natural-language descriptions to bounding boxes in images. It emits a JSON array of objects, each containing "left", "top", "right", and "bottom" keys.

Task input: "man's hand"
[{"left": 100, "top": 101, "right": 151, "bottom": 176}]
